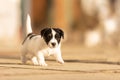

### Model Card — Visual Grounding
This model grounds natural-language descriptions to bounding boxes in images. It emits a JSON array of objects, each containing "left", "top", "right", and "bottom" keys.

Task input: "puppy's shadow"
[
  {"left": 65, "top": 59, "right": 120, "bottom": 65},
  {"left": 47, "top": 59, "right": 120, "bottom": 65}
]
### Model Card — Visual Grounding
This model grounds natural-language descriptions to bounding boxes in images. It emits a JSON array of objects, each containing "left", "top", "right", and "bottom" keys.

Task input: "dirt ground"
[{"left": 0, "top": 44, "right": 120, "bottom": 80}]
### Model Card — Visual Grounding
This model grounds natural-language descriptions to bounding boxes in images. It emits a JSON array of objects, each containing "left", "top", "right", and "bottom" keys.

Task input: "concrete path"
[
  {"left": 0, "top": 45, "right": 120, "bottom": 80},
  {"left": 0, "top": 58, "right": 120, "bottom": 80}
]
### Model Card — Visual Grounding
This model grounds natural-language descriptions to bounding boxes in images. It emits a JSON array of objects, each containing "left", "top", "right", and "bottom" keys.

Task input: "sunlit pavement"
[{"left": 0, "top": 44, "right": 120, "bottom": 80}]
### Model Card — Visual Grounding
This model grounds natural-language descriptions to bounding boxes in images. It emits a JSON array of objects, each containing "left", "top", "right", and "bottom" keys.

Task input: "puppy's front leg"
[
  {"left": 37, "top": 51, "right": 47, "bottom": 66},
  {"left": 54, "top": 51, "right": 64, "bottom": 64},
  {"left": 32, "top": 56, "right": 39, "bottom": 65}
]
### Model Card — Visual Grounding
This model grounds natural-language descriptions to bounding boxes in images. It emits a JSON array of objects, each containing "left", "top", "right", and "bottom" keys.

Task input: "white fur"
[
  {"left": 26, "top": 14, "right": 32, "bottom": 34},
  {"left": 48, "top": 29, "right": 58, "bottom": 48},
  {"left": 21, "top": 15, "right": 64, "bottom": 66}
]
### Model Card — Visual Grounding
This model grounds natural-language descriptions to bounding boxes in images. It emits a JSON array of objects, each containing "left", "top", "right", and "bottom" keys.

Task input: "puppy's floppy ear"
[
  {"left": 54, "top": 28, "right": 64, "bottom": 39},
  {"left": 40, "top": 28, "right": 49, "bottom": 37}
]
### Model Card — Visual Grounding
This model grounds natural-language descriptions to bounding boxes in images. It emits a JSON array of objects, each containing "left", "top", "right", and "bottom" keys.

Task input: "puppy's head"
[{"left": 41, "top": 28, "right": 64, "bottom": 48}]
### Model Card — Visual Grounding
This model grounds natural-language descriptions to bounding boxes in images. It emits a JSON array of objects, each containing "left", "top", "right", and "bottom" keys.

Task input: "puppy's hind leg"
[{"left": 21, "top": 50, "right": 27, "bottom": 64}]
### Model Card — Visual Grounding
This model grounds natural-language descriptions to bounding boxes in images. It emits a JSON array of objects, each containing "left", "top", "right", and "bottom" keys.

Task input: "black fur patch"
[
  {"left": 53, "top": 28, "right": 64, "bottom": 44},
  {"left": 53, "top": 28, "right": 64, "bottom": 39},
  {"left": 22, "top": 33, "right": 36, "bottom": 45},
  {"left": 29, "top": 34, "right": 37, "bottom": 39},
  {"left": 41, "top": 28, "right": 52, "bottom": 44}
]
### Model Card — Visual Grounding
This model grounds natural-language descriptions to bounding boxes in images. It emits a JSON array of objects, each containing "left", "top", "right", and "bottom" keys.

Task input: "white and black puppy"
[{"left": 21, "top": 15, "right": 64, "bottom": 66}]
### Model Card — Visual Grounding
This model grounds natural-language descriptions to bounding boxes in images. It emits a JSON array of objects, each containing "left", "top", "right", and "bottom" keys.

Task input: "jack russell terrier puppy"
[{"left": 21, "top": 15, "right": 64, "bottom": 66}]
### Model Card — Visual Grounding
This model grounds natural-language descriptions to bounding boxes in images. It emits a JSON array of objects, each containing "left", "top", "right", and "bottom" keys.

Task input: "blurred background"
[{"left": 0, "top": 0, "right": 120, "bottom": 62}]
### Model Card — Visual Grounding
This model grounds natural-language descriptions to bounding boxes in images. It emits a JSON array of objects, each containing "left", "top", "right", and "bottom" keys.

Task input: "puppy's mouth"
[{"left": 49, "top": 43, "right": 57, "bottom": 48}]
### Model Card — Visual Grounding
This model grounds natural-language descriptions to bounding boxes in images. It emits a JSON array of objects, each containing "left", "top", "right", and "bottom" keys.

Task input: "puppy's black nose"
[{"left": 51, "top": 43, "right": 56, "bottom": 47}]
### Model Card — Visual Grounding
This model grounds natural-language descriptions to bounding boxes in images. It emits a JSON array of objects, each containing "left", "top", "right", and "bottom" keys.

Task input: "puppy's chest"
[{"left": 44, "top": 48, "right": 60, "bottom": 56}]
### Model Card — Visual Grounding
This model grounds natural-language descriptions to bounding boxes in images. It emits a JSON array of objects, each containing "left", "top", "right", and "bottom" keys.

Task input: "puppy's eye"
[
  {"left": 55, "top": 34, "right": 60, "bottom": 38},
  {"left": 48, "top": 34, "right": 52, "bottom": 38}
]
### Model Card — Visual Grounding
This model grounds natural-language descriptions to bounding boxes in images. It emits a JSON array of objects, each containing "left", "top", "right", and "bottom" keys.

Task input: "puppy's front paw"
[
  {"left": 58, "top": 59, "right": 64, "bottom": 64},
  {"left": 39, "top": 61, "right": 48, "bottom": 66}
]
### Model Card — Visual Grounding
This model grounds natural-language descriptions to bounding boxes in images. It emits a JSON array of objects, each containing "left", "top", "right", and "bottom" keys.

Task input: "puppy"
[{"left": 21, "top": 15, "right": 64, "bottom": 66}]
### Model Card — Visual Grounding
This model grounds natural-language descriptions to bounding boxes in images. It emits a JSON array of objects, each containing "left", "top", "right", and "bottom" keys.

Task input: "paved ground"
[{"left": 0, "top": 44, "right": 120, "bottom": 80}]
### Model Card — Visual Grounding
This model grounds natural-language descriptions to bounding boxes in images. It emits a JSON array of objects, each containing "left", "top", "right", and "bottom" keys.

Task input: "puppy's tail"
[{"left": 26, "top": 14, "right": 32, "bottom": 34}]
